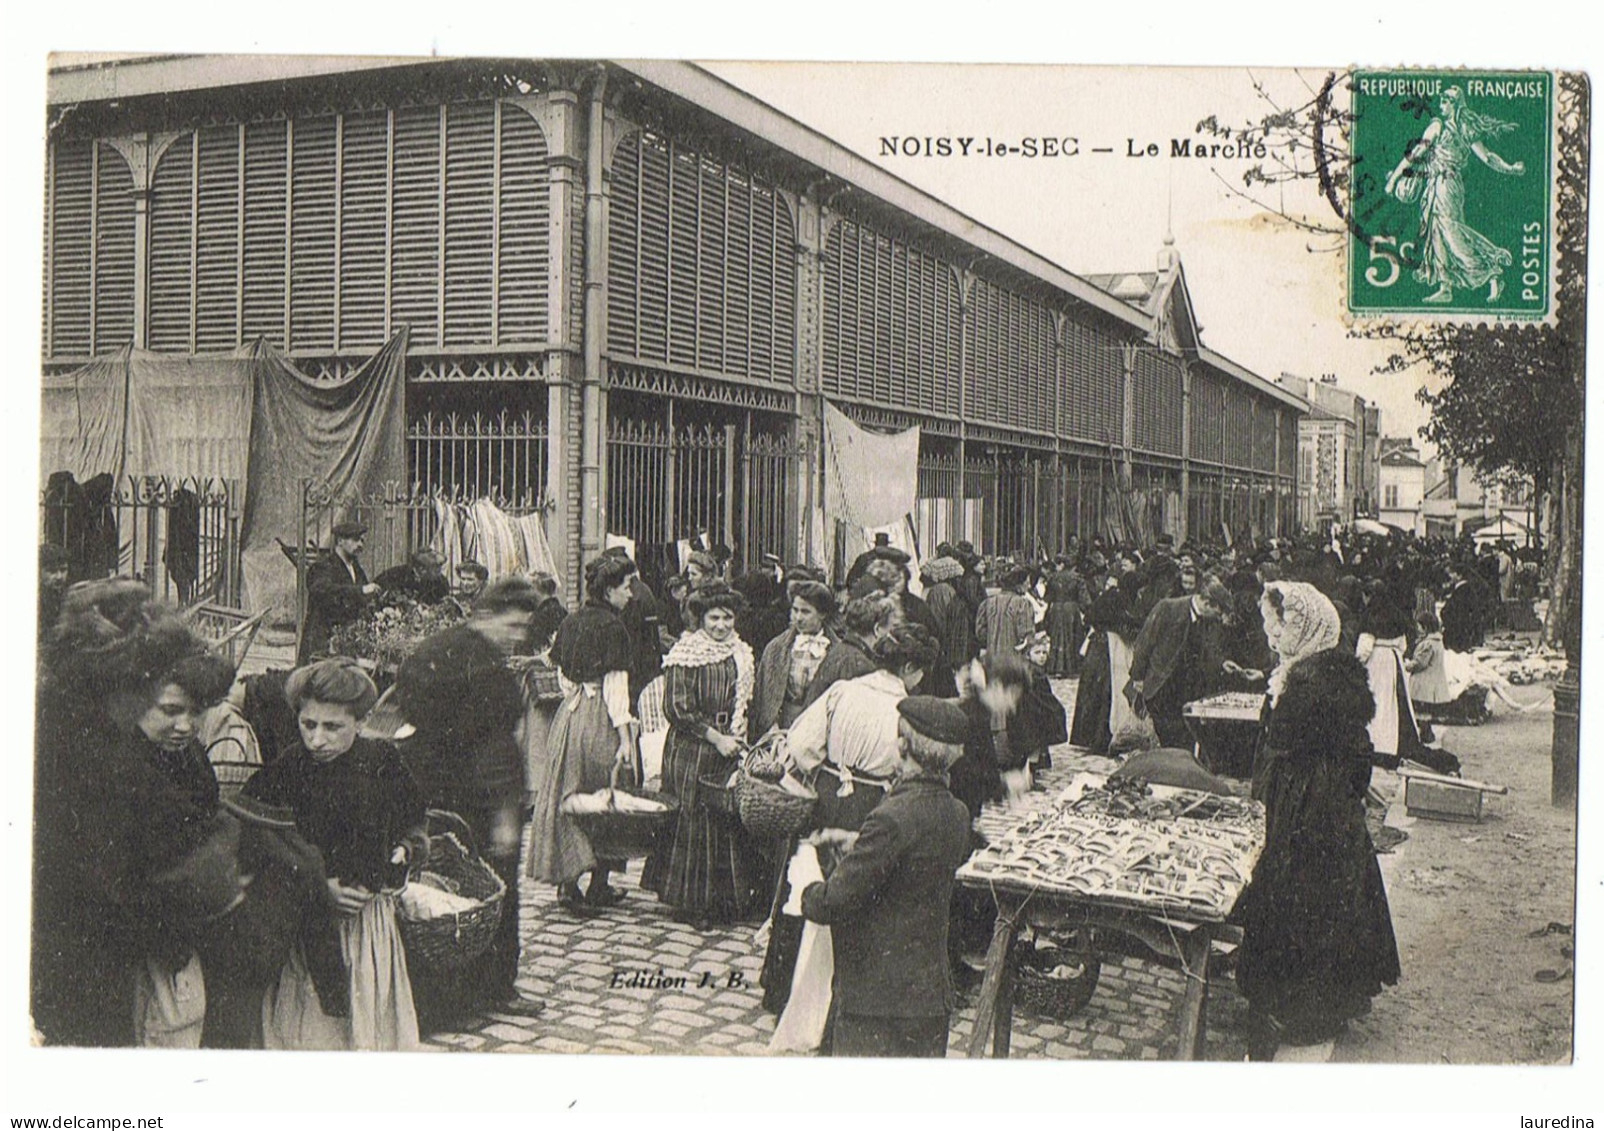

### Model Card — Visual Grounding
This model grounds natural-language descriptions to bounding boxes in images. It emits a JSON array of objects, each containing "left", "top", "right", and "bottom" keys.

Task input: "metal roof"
[{"left": 47, "top": 53, "right": 1307, "bottom": 415}]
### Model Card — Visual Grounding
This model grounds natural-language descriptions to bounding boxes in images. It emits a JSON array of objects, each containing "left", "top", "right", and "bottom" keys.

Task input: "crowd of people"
[{"left": 31, "top": 515, "right": 1540, "bottom": 1059}]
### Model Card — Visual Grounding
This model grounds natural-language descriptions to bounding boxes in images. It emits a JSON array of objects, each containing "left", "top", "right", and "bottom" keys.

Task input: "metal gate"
[
  {"left": 407, "top": 408, "right": 548, "bottom": 507},
  {"left": 40, "top": 474, "right": 240, "bottom": 607},
  {"left": 606, "top": 414, "right": 802, "bottom": 571}
]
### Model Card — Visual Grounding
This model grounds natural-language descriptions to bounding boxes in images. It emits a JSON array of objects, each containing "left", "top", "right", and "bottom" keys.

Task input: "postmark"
[{"left": 1346, "top": 70, "right": 1554, "bottom": 321}]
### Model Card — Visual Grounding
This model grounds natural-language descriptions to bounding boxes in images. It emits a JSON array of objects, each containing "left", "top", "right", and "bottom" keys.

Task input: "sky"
[
  {"left": 5, "top": 6, "right": 1599, "bottom": 1122},
  {"left": 702, "top": 61, "right": 1440, "bottom": 448}
]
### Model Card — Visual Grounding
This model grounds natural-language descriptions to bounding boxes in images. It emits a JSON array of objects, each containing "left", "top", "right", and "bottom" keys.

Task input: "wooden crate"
[{"left": 1404, "top": 777, "right": 1487, "bottom": 822}]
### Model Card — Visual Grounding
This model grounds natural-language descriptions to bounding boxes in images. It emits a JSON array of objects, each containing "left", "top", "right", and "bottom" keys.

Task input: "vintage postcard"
[{"left": 13, "top": 43, "right": 1595, "bottom": 1123}]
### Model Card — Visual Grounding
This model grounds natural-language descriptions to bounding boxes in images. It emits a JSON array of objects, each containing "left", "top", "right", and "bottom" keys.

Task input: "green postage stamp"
[{"left": 1348, "top": 70, "right": 1554, "bottom": 320}]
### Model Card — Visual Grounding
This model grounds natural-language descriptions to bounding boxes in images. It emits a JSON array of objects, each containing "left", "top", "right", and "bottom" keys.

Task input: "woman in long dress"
[
  {"left": 1069, "top": 556, "right": 1142, "bottom": 753},
  {"left": 245, "top": 660, "right": 427, "bottom": 1051},
  {"left": 643, "top": 581, "right": 759, "bottom": 928},
  {"left": 528, "top": 555, "right": 639, "bottom": 913},
  {"left": 749, "top": 580, "right": 839, "bottom": 738},
  {"left": 1237, "top": 582, "right": 1400, "bottom": 1060},
  {"left": 1354, "top": 584, "right": 1429, "bottom": 767},
  {"left": 1386, "top": 85, "right": 1526, "bottom": 304}
]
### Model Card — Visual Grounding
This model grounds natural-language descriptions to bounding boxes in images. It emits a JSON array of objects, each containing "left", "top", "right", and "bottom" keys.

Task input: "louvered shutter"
[
  {"left": 607, "top": 132, "right": 641, "bottom": 357},
  {"left": 93, "top": 142, "right": 137, "bottom": 352},
  {"left": 496, "top": 102, "right": 550, "bottom": 344},
  {"left": 337, "top": 110, "right": 388, "bottom": 350},
  {"left": 195, "top": 125, "right": 242, "bottom": 350},
  {"left": 391, "top": 104, "right": 442, "bottom": 349},
  {"left": 695, "top": 157, "right": 726, "bottom": 371},
  {"left": 821, "top": 217, "right": 959, "bottom": 415},
  {"left": 1191, "top": 370, "right": 1224, "bottom": 465},
  {"left": 607, "top": 130, "right": 795, "bottom": 383},
  {"left": 443, "top": 102, "right": 494, "bottom": 348},
  {"left": 47, "top": 137, "right": 94, "bottom": 357},
  {"left": 289, "top": 115, "right": 337, "bottom": 352},
  {"left": 148, "top": 134, "right": 194, "bottom": 352},
  {"left": 636, "top": 135, "right": 671, "bottom": 362},
  {"left": 666, "top": 146, "right": 698, "bottom": 368},
  {"left": 241, "top": 120, "right": 289, "bottom": 344},
  {"left": 1253, "top": 399, "right": 1277, "bottom": 472}
]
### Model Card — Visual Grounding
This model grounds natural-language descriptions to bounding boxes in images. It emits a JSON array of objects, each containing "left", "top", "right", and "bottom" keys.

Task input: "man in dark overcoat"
[
  {"left": 298, "top": 520, "right": 377, "bottom": 664},
  {"left": 800, "top": 696, "right": 972, "bottom": 1057},
  {"left": 1127, "top": 576, "right": 1231, "bottom": 748},
  {"left": 1440, "top": 560, "right": 1495, "bottom": 653}
]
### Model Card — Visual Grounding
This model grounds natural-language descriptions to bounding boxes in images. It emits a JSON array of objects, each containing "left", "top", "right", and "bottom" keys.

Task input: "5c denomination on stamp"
[{"left": 1348, "top": 69, "right": 1554, "bottom": 321}]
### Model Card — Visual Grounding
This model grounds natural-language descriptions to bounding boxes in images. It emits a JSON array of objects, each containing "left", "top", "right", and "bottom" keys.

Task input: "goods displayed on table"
[
  {"left": 960, "top": 773, "right": 1264, "bottom": 921},
  {"left": 1183, "top": 691, "right": 1266, "bottom": 720}
]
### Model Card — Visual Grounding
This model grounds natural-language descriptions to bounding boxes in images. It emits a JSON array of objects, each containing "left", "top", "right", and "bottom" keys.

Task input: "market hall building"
[{"left": 42, "top": 56, "right": 1305, "bottom": 602}]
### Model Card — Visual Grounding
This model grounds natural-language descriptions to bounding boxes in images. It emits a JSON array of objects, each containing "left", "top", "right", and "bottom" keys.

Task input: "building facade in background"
[
  {"left": 43, "top": 56, "right": 1303, "bottom": 599},
  {"left": 1277, "top": 373, "right": 1376, "bottom": 532},
  {"left": 1378, "top": 438, "right": 1429, "bottom": 535}
]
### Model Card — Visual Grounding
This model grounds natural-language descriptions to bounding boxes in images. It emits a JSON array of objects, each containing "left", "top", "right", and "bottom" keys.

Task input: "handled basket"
[
  {"left": 563, "top": 763, "right": 679, "bottom": 861},
  {"left": 397, "top": 809, "right": 507, "bottom": 972},
  {"left": 736, "top": 771, "right": 818, "bottom": 840},
  {"left": 1009, "top": 930, "right": 1101, "bottom": 1020},
  {"left": 698, "top": 759, "right": 742, "bottom": 816}
]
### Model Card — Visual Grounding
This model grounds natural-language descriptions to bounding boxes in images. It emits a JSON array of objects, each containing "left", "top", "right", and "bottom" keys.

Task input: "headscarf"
[{"left": 1260, "top": 581, "right": 1341, "bottom": 703}]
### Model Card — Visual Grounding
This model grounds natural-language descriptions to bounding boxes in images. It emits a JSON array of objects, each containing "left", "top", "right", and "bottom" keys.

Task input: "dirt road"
[{"left": 1341, "top": 691, "right": 1576, "bottom": 1064}]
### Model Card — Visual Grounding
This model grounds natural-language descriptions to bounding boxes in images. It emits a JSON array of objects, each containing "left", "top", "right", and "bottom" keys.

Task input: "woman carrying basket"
[
  {"left": 242, "top": 660, "right": 428, "bottom": 1050},
  {"left": 528, "top": 555, "right": 640, "bottom": 914},
  {"left": 642, "top": 582, "right": 759, "bottom": 929},
  {"left": 764, "top": 624, "right": 940, "bottom": 1050}
]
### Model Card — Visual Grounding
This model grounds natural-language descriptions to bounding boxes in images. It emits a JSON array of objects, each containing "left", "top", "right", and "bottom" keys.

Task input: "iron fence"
[
  {"left": 407, "top": 408, "right": 548, "bottom": 507},
  {"left": 40, "top": 474, "right": 240, "bottom": 607}
]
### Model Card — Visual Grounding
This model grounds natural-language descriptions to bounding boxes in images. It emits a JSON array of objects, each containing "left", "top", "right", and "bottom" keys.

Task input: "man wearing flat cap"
[
  {"left": 800, "top": 695, "right": 972, "bottom": 1057},
  {"left": 299, "top": 520, "right": 379, "bottom": 664}
]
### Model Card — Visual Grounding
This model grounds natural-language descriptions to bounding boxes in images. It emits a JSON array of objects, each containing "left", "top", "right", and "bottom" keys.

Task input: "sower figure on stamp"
[
  {"left": 798, "top": 696, "right": 972, "bottom": 1058},
  {"left": 1385, "top": 85, "right": 1526, "bottom": 305}
]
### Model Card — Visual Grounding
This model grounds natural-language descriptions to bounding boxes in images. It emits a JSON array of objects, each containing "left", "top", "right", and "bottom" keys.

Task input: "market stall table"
[
  {"left": 1183, "top": 692, "right": 1265, "bottom": 778},
  {"left": 958, "top": 767, "right": 1264, "bottom": 1059}
]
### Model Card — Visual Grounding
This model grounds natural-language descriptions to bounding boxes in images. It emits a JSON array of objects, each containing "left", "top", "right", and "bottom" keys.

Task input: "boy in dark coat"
[{"left": 800, "top": 696, "right": 973, "bottom": 1057}]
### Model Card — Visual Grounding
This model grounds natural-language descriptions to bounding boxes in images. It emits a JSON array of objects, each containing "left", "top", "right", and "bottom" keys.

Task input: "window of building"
[{"left": 1384, "top": 484, "right": 1399, "bottom": 509}]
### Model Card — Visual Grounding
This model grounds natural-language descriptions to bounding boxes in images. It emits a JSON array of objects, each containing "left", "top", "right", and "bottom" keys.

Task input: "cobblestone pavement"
[{"left": 423, "top": 678, "right": 1254, "bottom": 1061}]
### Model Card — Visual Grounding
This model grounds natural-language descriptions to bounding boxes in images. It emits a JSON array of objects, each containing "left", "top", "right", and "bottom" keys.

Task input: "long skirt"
[
  {"left": 263, "top": 893, "right": 419, "bottom": 1051},
  {"left": 521, "top": 698, "right": 559, "bottom": 811},
  {"left": 1364, "top": 640, "right": 1424, "bottom": 759},
  {"left": 761, "top": 771, "right": 889, "bottom": 1017},
  {"left": 1107, "top": 633, "right": 1139, "bottom": 742},
  {"left": 642, "top": 729, "right": 757, "bottom": 921},
  {"left": 1044, "top": 602, "right": 1082, "bottom": 676},
  {"left": 1068, "top": 633, "right": 1112, "bottom": 752},
  {"left": 527, "top": 687, "right": 618, "bottom": 884},
  {"left": 132, "top": 952, "right": 206, "bottom": 1048}
]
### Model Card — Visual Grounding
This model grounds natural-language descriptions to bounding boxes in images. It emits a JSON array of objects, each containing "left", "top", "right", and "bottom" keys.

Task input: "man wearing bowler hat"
[
  {"left": 299, "top": 519, "right": 379, "bottom": 664},
  {"left": 800, "top": 695, "right": 973, "bottom": 1057}
]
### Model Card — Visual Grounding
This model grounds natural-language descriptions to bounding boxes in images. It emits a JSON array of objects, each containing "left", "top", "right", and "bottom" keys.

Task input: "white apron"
[
  {"left": 263, "top": 891, "right": 419, "bottom": 1051},
  {"left": 1108, "top": 633, "right": 1138, "bottom": 739}
]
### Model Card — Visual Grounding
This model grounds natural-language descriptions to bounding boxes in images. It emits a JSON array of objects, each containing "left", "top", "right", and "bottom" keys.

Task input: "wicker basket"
[
  {"left": 397, "top": 812, "right": 507, "bottom": 972},
  {"left": 698, "top": 763, "right": 742, "bottom": 816},
  {"left": 743, "top": 731, "right": 789, "bottom": 782},
  {"left": 736, "top": 771, "right": 817, "bottom": 840},
  {"left": 1010, "top": 934, "right": 1101, "bottom": 1020},
  {"left": 565, "top": 765, "right": 679, "bottom": 860}
]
